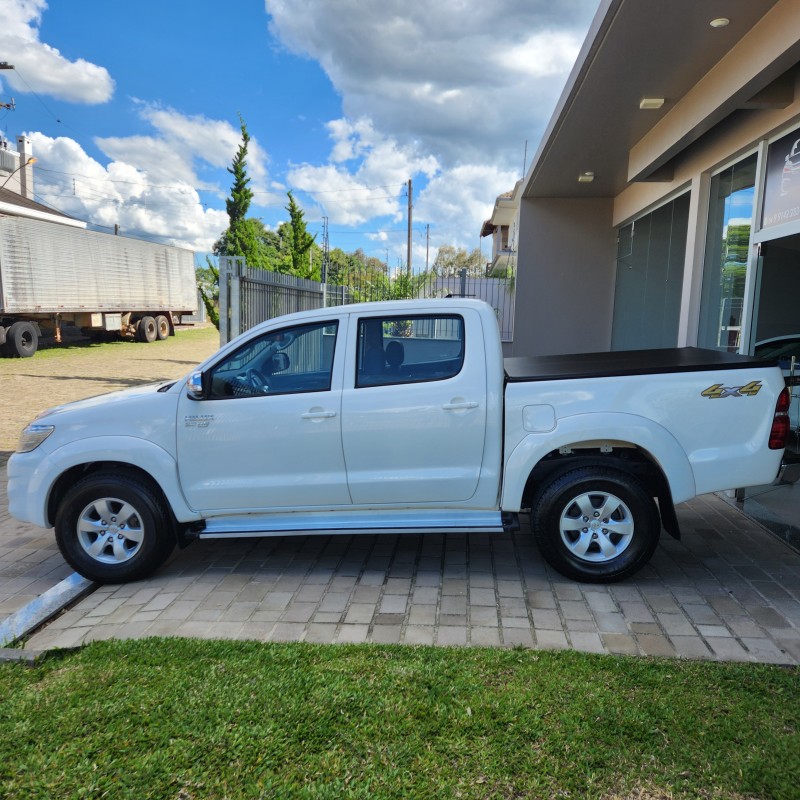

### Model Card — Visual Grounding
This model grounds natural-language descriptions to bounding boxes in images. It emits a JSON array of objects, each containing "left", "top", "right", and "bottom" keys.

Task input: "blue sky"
[{"left": 0, "top": 0, "right": 600, "bottom": 269}]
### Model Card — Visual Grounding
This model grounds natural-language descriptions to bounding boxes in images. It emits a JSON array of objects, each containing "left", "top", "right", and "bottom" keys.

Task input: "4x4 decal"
[{"left": 701, "top": 381, "right": 762, "bottom": 399}]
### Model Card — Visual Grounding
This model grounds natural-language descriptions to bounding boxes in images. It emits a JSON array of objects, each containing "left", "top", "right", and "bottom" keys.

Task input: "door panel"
[
  {"left": 177, "top": 320, "right": 350, "bottom": 512},
  {"left": 341, "top": 312, "right": 487, "bottom": 504}
]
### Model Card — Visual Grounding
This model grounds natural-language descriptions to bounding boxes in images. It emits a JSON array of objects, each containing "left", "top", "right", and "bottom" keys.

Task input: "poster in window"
[{"left": 762, "top": 128, "right": 800, "bottom": 230}]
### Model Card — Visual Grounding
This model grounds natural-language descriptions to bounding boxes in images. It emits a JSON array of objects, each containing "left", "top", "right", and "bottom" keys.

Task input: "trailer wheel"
[
  {"left": 6, "top": 321, "right": 39, "bottom": 357},
  {"left": 155, "top": 315, "right": 170, "bottom": 340},
  {"left": 54, "top": 471, "right": 175, "bottom": 583},
  {"left": 530, "top": 466, "right": 660, "bottom": 583},
  {"left": 137, "top": 316, "right": 158, "bottom": 343}
]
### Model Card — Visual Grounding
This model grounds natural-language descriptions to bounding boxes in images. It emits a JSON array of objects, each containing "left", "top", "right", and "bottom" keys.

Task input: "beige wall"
[{"left": 512, "top": 198, "right": 615, "bottom": 357}]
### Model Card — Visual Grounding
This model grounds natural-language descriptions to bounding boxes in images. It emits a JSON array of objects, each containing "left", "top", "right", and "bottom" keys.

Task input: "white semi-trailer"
[{"left": 0, "top": 215, "right": 197, "bottom": 357}]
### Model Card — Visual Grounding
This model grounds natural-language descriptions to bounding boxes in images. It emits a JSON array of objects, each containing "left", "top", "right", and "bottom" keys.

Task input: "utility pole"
[
  {"left": 321, "top": 216, "right": 329, "bottom": 307},
  {"left": 425, "top": 224, "right": 430, "bottom": 272},
  {"left": 406, "top": 179, "right": 413, "bottom": 277}
]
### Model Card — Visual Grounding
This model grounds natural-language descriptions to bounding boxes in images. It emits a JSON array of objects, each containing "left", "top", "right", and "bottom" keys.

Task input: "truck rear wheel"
[
  {"left": 5, "top": 321, "right": 39, "bottom": 357},
  {"left": 155, "top": 315, "right": 170, "bottom": 340},
  {"left": 54, "top": 472, "right": 175, "bottom": 583},
  {"left": 137, "top": 316, "right": 158, "bottom": 343},
  {"left": 530, "top": 466, "right": 660, "bottom": 583}
]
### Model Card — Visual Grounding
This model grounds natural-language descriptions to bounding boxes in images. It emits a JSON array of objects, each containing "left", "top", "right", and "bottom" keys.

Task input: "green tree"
[
  {"left": 432, "top": 245, "right": 485, "bottom": 277},
  {"left": 198, "top": 115, "right": 260, "bottom": 329},
  {"left": 223, "top": 116, "right": 261, "bottom": 265},
  {"left": 282, "top": 191, "right": 317, "bottom": 279}
]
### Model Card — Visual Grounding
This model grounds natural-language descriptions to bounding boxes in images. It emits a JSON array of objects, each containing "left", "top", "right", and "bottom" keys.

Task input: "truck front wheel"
[
  {"left": 54, "top": 472, "right": 175, "bottom": 583},
  {"left": 530, "top": 467, "right": 660, "bottom": 583}
]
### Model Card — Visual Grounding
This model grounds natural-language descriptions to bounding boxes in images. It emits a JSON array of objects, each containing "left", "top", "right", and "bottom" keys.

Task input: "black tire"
[
  {"left": 6, "top": 321, "right": 39, "bottom": 357},
  {"left": 137, "top": 316, "right": 157, "bottom": 343},
  {"left": 530, "top": 466, "right": 660, "bottom": 583},
  {"left": 155, "top": 315, "right": 170, "bottom": 340},
  {"left": 54, "top": 472, "right": 175, "bottom": 583}
]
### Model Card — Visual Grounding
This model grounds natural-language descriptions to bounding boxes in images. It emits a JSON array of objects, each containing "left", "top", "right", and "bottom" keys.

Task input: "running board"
[{"left": 195, "top": 509, "right": 507, "bottom": 539}]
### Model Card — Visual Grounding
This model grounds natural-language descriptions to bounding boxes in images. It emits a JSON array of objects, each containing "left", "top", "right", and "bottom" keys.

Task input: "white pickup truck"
[{"left": 7, "top": 299, "right": 790, "bottom": 584}]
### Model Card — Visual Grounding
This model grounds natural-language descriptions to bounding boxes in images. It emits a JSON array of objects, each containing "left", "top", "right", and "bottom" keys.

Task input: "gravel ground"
[{"left": 0, "top": 325, "right": 220, "bottom": 458}]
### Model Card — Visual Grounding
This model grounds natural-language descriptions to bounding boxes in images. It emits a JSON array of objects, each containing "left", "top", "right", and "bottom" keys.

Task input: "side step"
[{"left": 195, "top": 509, "right": 508, "bottom": 539}]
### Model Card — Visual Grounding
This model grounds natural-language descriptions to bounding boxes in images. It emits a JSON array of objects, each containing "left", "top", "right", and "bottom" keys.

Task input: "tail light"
[{"left": 769, "top": 387, "right": 791, "bottom": 449}]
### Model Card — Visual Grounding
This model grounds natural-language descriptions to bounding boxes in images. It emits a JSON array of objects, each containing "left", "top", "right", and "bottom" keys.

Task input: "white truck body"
[
  {"left": 6, "top": 299, "right": 789, "bottom": 583},
  {"left": 0, "top": 215, "right": 197, "bottom": 356}
]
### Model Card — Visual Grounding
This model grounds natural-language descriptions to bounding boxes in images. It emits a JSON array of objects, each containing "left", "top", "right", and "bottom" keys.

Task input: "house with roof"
[{"left": 0, "top": 136, "right": 84, "bottom": 228}]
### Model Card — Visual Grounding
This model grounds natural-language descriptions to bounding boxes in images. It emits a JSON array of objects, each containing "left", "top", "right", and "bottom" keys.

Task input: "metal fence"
[{"left": 219, "top": 256, "right": 515, "bottom": 344}]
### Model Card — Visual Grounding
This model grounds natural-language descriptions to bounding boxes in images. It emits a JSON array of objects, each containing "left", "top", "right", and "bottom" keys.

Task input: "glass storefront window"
[
  {"left": 611, "top": 193, "right": 689, "bottom": 350},
  {"left": 697, "top": 154, "right": 757, "bottom": 351}
]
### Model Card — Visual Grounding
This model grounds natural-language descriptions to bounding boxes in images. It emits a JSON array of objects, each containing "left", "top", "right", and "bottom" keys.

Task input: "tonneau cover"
[{"left": 504, "top": 347, "right": 775, "bottom": 383}]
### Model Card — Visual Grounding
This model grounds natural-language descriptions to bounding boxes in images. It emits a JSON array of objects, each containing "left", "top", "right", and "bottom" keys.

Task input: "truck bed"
[{"left": 504, "top": 347, "right": 774, "bottom": 383}]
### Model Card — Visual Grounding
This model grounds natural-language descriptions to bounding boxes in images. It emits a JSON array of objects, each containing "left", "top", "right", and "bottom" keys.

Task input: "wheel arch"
[
  {"left": 38, "top": 437, "right": 198, "bottom": 529},
  {"left": 502, "top": 413, "right": 695, "bottom": 537}
]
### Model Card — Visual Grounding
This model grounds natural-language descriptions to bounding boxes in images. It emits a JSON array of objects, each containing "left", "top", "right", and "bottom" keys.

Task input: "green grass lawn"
[{"left": 1, "top": 639, "right": 797, "bottom": 799}]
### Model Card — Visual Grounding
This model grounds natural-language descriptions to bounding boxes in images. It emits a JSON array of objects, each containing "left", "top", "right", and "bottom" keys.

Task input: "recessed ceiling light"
[
  {"left": 578, "top": 172, "right": 595, "bottom": 183},
  {"left": 710, "top": 18, "right": 730, "bottom": 28},
  {"left": 640, "top": 98, "right": 665, "bottom": 110}
]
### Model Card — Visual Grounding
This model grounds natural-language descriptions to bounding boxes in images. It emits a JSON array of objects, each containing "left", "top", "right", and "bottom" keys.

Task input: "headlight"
[{"left": 17, "top": 423, "right": 55, "bottom": 453}]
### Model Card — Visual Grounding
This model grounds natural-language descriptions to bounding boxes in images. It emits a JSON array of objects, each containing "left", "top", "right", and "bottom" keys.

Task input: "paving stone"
[
  {"left": 568, "top": 632, "right": 606, "bottom": 654},
  {"left": 403, "top": 626, "right": 435, "bottom": 645},
  {"left": 470, "top": 627, "right": 501, "bottom": 647},
  {"left": 655, "top": 612, "right": 695, "bottom": 637},
  {"left": 634, "top": 634, "right": 675, "bottom": 657},
  {"left": 747, "top": 606, "right": 792, "bottom": 628},
  {"left": 437, "top": 626, "right": 467, "bottom": 646},
  {"left": 696, "top": 624, "right": 732, "bottom": 639},
  {"left": 371, "top": 625, "right": 402, "bottom": 644},
  {"left": 470, "top": 606, "right": 499, "bottom": 625},
  {"left": 618, "top": 602, "right": 655, "bottom": 623},
  {"left": 683, "top": 604, "right": 723, "bottom": 626},
  {"left": 741, "top": 637, "right": 794, "bottom": 664},
  {"left": 531, "top": 609, "right": 562, "bottom": 630},
  {"left": 601, "top": 633, "right": 639, "bottom": 655},
  {"left": 337, "top": 625, "right": 370, "bottom": 644},
  {"left": 705, "top": 637, "right": 752, "bottom": 661},
  {"left": 584, "top": 592, "right": 617, "bottom": 614},
  {"left": 535, "top": 629, "right": 569, "bottom": 650},
  {"left": 558, "top": 600, "right": 592, "bottom": 620}
]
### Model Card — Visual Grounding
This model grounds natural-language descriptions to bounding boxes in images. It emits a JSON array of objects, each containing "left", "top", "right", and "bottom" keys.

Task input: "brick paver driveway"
[{"left": 2, "top": 325, "right": 800, "bottom": 663}]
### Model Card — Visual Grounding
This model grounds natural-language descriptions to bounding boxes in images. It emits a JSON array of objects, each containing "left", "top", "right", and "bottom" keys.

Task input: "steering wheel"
[{"left": 246, "top": 368, "right": 271, "bottom": 393}]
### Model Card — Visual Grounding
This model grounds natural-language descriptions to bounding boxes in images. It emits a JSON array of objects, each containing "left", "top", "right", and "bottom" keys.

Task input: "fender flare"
[
  {"left": 30, "top": 435, "right": 199, "bottom": 528},
  {"left": 501, "top": 412, "right": 696, "bottom": 512}
]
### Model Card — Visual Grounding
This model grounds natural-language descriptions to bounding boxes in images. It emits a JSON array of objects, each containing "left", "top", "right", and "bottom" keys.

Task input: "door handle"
[
  {"left": 442, "top": 401, "right": 479, "bottom": 410},
  {"left": 301, "top": 410, "right": 337, "bottom": 419}
]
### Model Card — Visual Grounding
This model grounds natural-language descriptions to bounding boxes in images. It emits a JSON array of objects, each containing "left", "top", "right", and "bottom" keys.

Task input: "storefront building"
[
  {"left": 507, "top": 0, "right": 800, "bottom": 541},
  {"left": 513, "top": 0, "right": 800, "bottom": 359}
]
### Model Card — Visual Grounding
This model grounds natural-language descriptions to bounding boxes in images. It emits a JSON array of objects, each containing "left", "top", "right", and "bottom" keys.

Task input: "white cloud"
[
  {"left": 0, "top": 0, "right": 114, "bottom": 104},
  {"left": 288, "top": 118, "right": 439, "bottom": 226},
  {"left": 96, "top": 104, "right": 271, "bottom": 194},
  {"left": 27, "top": 132, "right": 229, "bottom": 251},
  {"left": 265, "top": 0, "right": 598, "bottom": 253},
  {"left": 265, "top": 0, "right": 599, "bottom": 170},
  {"left": 496, "top": 30, "right": 583, "bottom": 77}
]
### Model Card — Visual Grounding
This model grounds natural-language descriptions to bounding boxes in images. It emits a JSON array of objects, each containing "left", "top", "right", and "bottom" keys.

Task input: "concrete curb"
[{"left": 0, "top": 572, "right": 95, "bottom": 647}]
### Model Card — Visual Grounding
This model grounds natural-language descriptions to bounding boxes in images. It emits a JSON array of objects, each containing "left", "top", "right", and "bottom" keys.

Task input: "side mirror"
[
  {"left": 186, "top": 371, "right": 205, "bottom": 400},
  {"left": 271, "top": 352, "right": 290, "bottom": 373}
]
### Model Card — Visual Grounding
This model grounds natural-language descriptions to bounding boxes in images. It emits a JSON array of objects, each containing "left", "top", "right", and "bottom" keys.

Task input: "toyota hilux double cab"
[{"left": 7, "top": 299, "right": 790, "bottom": 584}]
